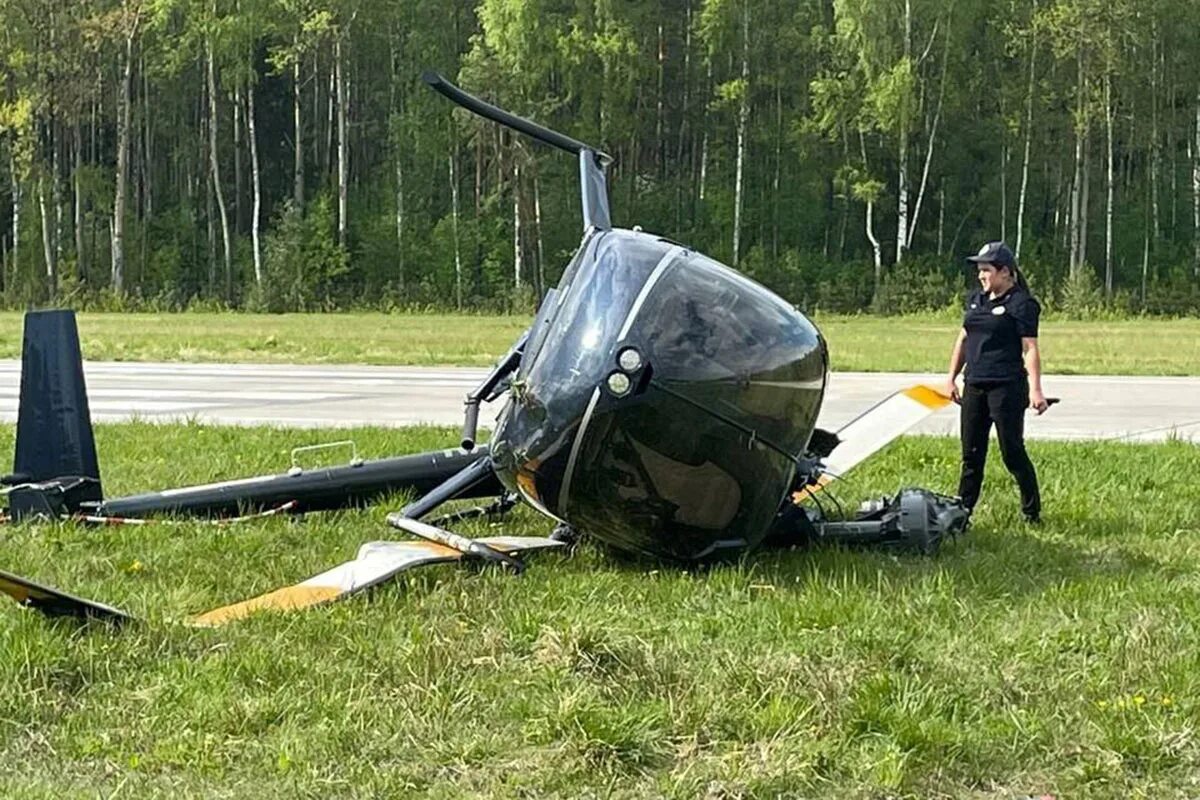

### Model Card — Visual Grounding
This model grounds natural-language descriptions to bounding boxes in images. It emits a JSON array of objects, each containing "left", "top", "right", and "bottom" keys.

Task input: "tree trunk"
[
  {"left": 838, "top": 126, "right": 849, "bottom": 257},
  {"left": 860, "top": 132, "right": 882, "bottom": 280},
  {"left": 450, "top": 147, "right": 462, "bottom": 310},
  {"left": 676, "top": 0, "right": 691, "bottom": 234},
  {"left": 8, "top": 151, "right": 18, "bottom": 286},
  {"left": 1141, "top": 217, "right": 1149, "bottom": 302},
  {"left": 142, "top": 56, "right": 152, "bottom": 220},
  {"left": 656, "top": 23, "right": 665, "bottom": 179},
  {"left": 1149, "top": 34, "right": 1160, "bottom": 263},
  {"left": 74, "top": 122, "right": 86, "bottom": 283},
  {"left": 293, "top": 40, "right": 304, "bottom": 212},
  {"left": 203, "top": 73, "right": 216, "bottom": 292},
  {"left": 474, "top": 135, "right": 482, "bottom": 215},
  {"left": 937, "top": 185, "right": 945, "bottom": 254},
  {"left": 1169, "top": 73, "right": 1177, "bottom": 234},
  {"left": 731, "top": 1, "right": 749, "bottom": 267},
  {"left": 772, "top": 83, "right": 781, "bottom": 260},
  {"left": 233, "top": 85, "right": 242, "bottom": 235},
  {"left": 1193, "top": 89, "right": 1200, "bottom": 277},
  {"left": 534, "top": 166, "right": 545, "bottom": 295},
  {"left": 894, "top": 0, "right": 911, "bottom": 264},
  {"left": 40, "top": 172, "right": 56, "bottom": 294},
  {"left": 1080, "top": 128, "right": 1091, "bottom": 270},
  {"left": 1104, "top": 70, "right": 1114, "bottom": 295},
  {"left": 112, "top": 30, "right": 135, "bottom": 294},
  {"left": 1001, "top": 140, "right": 1008, "bottom": 242},
  {"left": 325, "top": 59, "right": 335, "bottom": 181},
  {"left": 907, "top": 20, "right": 949, "bottom": 251},
  {"left": 53, "top": 123, "right": 63, "bottom": 274},
  {"left": 512, "top": 160, "right": 521, "bottom": 293},
  {"left": 207, "top": 42, "right": 233, "bottom": 300},
  {"left": 1015, "top": 35, "right": 1036, "bottom": 259},
  {"left": 336, "top": 35, "right": 348, "bottom": 249},
  {"left": 1068, "top": 51, "right": 1085, "bottom": 277},
  {"left": 248, "top": 80, "right": 263, "bottom": 285},
  {"left": 699, "top": 58, "right": 711, "bottom": 201},
  {"left": 395, "top": 154, "right": 405, "bottom": 291},
  {"left": 90, "top": 95, "right": 99, "bottom": 276}
]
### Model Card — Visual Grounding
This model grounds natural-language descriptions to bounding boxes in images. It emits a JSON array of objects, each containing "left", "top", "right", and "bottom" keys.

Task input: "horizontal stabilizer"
[
  {"left": 190, "top": 536, "right": 563, "bottom": 627},
  {"left": 0, "top": 568, "right": 131, "bottom": 623}
]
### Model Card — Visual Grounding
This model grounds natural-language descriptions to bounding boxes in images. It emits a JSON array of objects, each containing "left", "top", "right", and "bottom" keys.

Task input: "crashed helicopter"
[{"left": 0, "top": 73, "right": 971, "bottom": 626}]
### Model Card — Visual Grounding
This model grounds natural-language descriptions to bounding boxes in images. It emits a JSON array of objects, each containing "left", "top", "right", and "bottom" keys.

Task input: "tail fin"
[{"left": 6, "top": 310, "right": 101, "bottom": 488}]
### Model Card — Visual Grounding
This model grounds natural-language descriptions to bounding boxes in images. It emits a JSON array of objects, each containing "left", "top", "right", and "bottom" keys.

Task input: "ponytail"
[{"left": 1006, "top": 264, "right": 1033, "bottom": 297}]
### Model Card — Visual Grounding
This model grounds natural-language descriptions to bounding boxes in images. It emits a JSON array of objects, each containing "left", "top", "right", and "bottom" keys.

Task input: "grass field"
[
  {"left": 1, "top": 311, "right": 1198, "bottom": 374},
  {"left": 1, "top": 422, "right": 1199, "bottom": 797}
]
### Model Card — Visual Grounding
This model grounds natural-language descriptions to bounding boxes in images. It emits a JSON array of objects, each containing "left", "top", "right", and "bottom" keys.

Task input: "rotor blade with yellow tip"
[
  {"left": 800, "top": 384, "right": 953, "bottom": 495},
  {"left": 190, "top": 535, "right": 563, "bottom": 627}
]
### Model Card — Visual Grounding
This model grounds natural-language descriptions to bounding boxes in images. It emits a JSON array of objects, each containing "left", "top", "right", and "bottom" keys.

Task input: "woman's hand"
[
  {"left": 945, "top": 378, "right": 961, "bottom": 404},
  {"left": 1030, "top": 387, "right": 1049, "bottom": 415}
]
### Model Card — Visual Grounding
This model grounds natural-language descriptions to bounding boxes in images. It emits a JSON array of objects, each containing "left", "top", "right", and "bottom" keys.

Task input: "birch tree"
[{"left": 110, "top": 0, "right": 144, "bottom": 295}]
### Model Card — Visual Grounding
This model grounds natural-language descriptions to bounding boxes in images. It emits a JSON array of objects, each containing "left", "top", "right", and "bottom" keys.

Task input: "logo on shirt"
[{"left": 992, "top": 306, "right": 1006, "bottom": 316}]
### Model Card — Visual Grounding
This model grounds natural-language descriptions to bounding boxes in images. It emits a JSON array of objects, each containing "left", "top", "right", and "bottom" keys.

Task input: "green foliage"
[
  {"left": 1142, "top": 269, "right": 1200, "bottom": 317},
  {"left": 1, "top": 0, "right": 1200, "bottom": 317},
  {"left": 250, "top": 196, "right": 349, "bottom": 312},
  {"left": 740, "top": 246, "right": 878, "bottom": 313},
  {"left": 870, "top": 256, "right": 962, "bottom": 315},
  {"left": 1057, "top": 267, "right": 1108, "bottom": 319}
]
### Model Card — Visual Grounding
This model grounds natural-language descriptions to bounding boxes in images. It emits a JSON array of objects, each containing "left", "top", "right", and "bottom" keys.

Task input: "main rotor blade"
[{"left": 190, "top": 536, "right": 563, "bottom": 627}]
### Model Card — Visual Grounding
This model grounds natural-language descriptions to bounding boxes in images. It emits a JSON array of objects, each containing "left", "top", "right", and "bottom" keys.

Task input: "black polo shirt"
[{"left": 962, "top": 286, "right": 1040, "bottom": 384}]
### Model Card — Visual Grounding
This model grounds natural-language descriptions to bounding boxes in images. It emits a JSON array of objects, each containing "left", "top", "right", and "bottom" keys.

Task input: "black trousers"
[{"left": 957, "top": 378, "right": 1041, "bottom": 519}]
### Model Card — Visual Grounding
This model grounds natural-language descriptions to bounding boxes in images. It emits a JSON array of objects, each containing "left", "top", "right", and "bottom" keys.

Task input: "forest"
[{"left": 1, "top": 0, "right": 1199, "bottom": 314}]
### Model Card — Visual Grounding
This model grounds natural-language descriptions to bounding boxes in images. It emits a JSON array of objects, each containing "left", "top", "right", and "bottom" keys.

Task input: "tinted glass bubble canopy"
[{"left": 491, "top": 228, "right": 828, "bottom": 561}]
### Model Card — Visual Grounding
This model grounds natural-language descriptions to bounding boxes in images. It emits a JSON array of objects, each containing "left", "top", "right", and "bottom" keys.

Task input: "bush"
[
  {"left": 248, "top": 196, "right": 349, "bottom": 312},
  {"left": 738, "top": 246, "right": 877, "bottom": 313},
  {"left": 1141, "top": 268, "right": 1200, "bottom": 316},
  {"left": 870, "top": 256, "right": 962, "bottom": 315},
  {"left": 1057, "top": 268, "right": 1107, "bottom": 318}
]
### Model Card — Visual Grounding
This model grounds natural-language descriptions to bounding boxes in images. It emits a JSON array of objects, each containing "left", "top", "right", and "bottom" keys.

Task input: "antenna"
[{"left": 422, "top": 71, "right": 612, "bottom": 231}]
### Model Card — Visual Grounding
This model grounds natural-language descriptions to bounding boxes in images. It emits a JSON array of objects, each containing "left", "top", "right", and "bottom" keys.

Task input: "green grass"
[
  {"left": 1, "top": 311, "right": 1198, "bottom": 374},
  {"left": 0, "top": 312, "right": 531, "bottom": 367},
  {"left": 2, "top": 422, "right": 1199, "bottom": 797}
]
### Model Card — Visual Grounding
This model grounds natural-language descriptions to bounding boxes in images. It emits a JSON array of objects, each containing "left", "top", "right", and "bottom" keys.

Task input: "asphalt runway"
[{"left": 1, "top": 360, "right": 1197, "bottom": 443}]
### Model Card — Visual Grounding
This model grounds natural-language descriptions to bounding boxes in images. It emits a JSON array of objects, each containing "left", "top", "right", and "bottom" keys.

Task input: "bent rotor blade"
[
  {"left": 189, "top": 536, "right": 563, "bottom": 628},
  {"left": 387, "top": 513, "right": 525, "bottom": 573},
  {"left": 806, "top": 384, "right": 952, "bottom": 491},
  {"left": 0, "top": 568, "right": 132, "bottom": 624}
]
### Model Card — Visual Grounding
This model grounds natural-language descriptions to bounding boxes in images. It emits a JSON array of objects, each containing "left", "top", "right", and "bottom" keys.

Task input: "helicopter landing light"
[
  {"left": 617, "top": 347, "right": 643, "bottom": 373},
  {"left": 606, "top": 372, "right": 633, "bottom": 396}
]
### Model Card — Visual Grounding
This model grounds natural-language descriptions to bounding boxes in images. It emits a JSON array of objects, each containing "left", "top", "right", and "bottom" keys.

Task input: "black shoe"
[{"left": 1023, "top": 514, "right": 1041, "bottom": 525}]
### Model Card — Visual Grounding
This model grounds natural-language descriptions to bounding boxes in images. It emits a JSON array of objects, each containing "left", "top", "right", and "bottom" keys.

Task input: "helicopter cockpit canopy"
[{"left": 492, "top": 228, "right": 827, "bottom": 560}]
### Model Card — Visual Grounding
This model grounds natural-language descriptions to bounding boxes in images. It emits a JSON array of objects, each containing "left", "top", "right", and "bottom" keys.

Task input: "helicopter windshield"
[{"left": 491, "top": 228, "right": 827, "bottom": 560}]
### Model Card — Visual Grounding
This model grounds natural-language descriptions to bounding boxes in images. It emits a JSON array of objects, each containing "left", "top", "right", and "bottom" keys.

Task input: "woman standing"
[{"left": 945, "top": 241, "right": 1048, "bottom": 523}]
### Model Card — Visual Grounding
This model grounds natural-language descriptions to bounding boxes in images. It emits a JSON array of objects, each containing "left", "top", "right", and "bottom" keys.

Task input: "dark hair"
[
  {"left": 995, "top": 261, "right": 1032, "bottom": 295},
  {"left": 1013, "top": 267, "right": 1031, "bottom": 294}
]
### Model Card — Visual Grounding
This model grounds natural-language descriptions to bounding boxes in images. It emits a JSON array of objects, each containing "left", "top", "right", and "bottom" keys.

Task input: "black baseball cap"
[{"left": 967, "top": 241, "right": 1017, "bottom": 270}]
